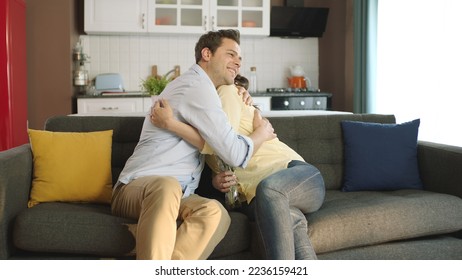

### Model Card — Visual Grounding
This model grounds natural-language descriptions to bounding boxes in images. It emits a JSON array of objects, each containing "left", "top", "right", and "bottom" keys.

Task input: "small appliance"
[
  {"left": 95, "top": 73, "right": 124, "bottom": 92},
  {"left": 287, "top": 65, "right": 311, "bottom": 89}
]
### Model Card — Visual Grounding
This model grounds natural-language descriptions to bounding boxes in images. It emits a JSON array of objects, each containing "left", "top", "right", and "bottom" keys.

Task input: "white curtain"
[
  {"left": 376, "top": 0, "right": 462, "bottom": 147},
  {"left": 353, "top": 0, "right": 378, "bottom": 113}
]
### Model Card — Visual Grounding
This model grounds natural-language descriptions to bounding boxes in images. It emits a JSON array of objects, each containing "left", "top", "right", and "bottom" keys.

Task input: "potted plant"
[
  {"left": 141, "top": 75, "right": 170, "bottom": 96},
  {"left": 141, "top": 75, "right": 170, "bottom": 105}
]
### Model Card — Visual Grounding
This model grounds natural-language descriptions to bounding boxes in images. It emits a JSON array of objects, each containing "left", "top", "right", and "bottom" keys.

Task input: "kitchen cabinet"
[
  {"left": 77, "top": 96, "right": 152, "bottom": 115},
  {"left": 148, "top": 0, "right": 269, "bottom": 36},
  {"left": 77, "top": 95, "right": 270, "bottom": 116},
  {"left": 76, "top": 92, "right": 332, "bottom": 117},
  {"left": 84, "top": 0, "right": 148, "bottom": 34},
  {"left": 1, "top": 0, "right": 28, "bottom": 151},
  {"left": 84, "top": 0, "right": 269, "bottom": 36},
  {"left": 252, "top": 96, "right": 271, "bottom": 111}
]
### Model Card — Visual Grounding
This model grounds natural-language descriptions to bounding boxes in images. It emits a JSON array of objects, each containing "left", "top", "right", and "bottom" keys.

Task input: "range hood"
[{"left": 270, "top": 7, "right": 329, "bottom": 38}]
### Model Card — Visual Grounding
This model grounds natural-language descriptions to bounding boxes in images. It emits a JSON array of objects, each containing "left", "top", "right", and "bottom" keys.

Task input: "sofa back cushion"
[
  {"left": 45, "top": 114, "right": 395, "bottom": 190},
  {"left": 268, "top": 114, "right": 396, "bottom": 190}
]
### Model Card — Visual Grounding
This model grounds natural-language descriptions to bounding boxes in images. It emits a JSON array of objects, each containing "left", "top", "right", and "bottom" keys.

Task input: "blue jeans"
[{"left": 243, "top": 160, "right": 325, "bottom": 260}]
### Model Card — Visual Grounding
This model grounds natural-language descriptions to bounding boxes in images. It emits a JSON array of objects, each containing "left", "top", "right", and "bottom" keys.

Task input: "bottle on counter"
[
  {"left": 73, "top": 63, "right": 88, "bottom": 87},
  {"left": 249, "top": 66, "right": 257, "bottom": 94}
]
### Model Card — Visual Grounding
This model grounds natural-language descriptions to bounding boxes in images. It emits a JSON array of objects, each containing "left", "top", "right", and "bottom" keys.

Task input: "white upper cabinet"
[
  {"left": 212, "top": 0, "right": 269, "bottom": 36},
  {"left": 146, "top": 0, "right": 209, "bottom": 34},
  {"left": 84, "top": 0, "right": 269, "bottom": 36},
  {"left": 85, "top": 0, "right": 148, "bottom": 34},
  {"left": 148, "top": 0, "right": 269, "bottom": 36}
]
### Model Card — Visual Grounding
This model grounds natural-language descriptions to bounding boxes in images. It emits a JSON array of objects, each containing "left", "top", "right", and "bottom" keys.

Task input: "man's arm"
[
  {"left": 150, "top": 99, "right": 205, "bottom": 150},
  {"left": 151, "top": 98, "right": 275, "bottom": 156},
  {"left": 217, "top": 85, "right": 276, "bottom": 155}
]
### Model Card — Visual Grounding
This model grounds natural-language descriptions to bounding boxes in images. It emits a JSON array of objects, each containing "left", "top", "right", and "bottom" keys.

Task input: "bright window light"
[{"left": 376, "top": 0, "right": 462, "bottom": 147}]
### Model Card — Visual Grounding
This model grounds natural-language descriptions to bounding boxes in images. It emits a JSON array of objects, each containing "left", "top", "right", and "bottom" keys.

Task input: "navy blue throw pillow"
[{"left": 341, "top": 119, "right": 423, "bottom": 192}]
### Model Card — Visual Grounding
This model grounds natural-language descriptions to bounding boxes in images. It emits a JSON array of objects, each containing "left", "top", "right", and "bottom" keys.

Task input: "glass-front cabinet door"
[
  {"left": 211, "top": 0, "right": 269, "bottom": 36},
  {"left": 147, "top": 0, "right": 209, "bottom": 34},
  {"left": 148, "top": 0, "right": 269, "bottom": 35},
  {"left": 84, "top": 0, "right": 149, "bottom": 34}
]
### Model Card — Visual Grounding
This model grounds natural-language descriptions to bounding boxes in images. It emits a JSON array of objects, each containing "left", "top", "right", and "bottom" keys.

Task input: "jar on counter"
[{"left": 249, "top": 66, "right": 257, "bottom": 94}]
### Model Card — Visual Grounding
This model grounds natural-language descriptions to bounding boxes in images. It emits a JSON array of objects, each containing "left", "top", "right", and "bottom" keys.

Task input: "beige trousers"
[{"left": 111, "top": 175, "right": 231, "bottom": 260}]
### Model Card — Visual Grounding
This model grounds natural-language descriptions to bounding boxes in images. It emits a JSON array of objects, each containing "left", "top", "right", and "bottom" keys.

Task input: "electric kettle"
[{"left": 288, "top": 65, "right": 308, "bottom": 88}]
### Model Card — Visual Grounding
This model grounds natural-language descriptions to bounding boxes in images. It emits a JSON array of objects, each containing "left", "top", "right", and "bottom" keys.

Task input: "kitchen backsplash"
[{"left": 80, "top": 34, "right": 319, "bottom": 92}]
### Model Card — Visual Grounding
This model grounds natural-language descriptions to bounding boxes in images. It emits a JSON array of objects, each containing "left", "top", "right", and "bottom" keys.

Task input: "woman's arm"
[{"left": 150, "top": 99, "right": 205, "bottom": 150}]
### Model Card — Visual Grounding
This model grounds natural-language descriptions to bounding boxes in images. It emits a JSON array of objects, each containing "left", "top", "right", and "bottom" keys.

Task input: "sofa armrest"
[
  {"left": 0, "top": 144, "right": 33, "bottom": 259},
  {"left": 418, "top": 141, "right": 462, "bottom": 198}
]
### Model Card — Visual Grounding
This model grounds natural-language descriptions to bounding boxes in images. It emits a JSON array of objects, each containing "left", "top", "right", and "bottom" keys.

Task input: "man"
[{"left": 111, "top": 29, "right": 276, "bottom": 260}]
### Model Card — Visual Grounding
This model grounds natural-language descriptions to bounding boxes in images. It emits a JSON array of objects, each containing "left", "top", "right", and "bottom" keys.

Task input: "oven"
[{"left": 263, "top": 88, "right": 332, "bottom": 111}]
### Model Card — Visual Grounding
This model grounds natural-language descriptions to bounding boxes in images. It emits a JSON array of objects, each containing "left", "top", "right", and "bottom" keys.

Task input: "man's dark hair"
[{"left": 194, "top": 29, "right": 240, "bottom": 63}]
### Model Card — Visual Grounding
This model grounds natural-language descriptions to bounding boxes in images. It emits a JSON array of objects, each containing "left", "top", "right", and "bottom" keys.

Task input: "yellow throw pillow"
[{"left": 28, "top": 129, "right": 113, "bottom": 207}]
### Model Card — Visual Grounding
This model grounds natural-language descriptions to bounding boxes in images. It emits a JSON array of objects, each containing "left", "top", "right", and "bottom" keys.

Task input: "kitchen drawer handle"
[
  {"left": 102, "top": 107, "right": 119, "bottom": 110},
  {"left": 211, "top": 16, "right": 216, "bottom": 31},
  {"left": 141, "top": 13, "right": 145, "bottom": 29}
]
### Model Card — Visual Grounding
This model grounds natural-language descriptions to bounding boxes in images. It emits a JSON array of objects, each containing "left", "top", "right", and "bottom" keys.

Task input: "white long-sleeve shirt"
[{"left": 116, "top": 64, "right": 253, "bottom": 197}]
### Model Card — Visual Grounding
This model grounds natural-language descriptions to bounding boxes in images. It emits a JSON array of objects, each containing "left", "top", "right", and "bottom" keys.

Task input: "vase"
[{"left": 215, "top": 155, "right": 241, "bottom": 210}]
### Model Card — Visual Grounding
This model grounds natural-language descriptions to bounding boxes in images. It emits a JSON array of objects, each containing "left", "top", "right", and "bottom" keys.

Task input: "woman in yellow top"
[{"left": 151, "top": 75, "right": 325, "bottom": 260}]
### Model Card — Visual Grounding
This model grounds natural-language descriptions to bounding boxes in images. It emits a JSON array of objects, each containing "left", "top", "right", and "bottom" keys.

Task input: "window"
[{"left": 376, "top": 0, "right": 462, "bottom": 146}]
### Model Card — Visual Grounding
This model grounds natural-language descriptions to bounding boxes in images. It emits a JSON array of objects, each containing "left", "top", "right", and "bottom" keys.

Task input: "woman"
[{"left": 151, "top": 75, "right": 325, "bottom": 260}]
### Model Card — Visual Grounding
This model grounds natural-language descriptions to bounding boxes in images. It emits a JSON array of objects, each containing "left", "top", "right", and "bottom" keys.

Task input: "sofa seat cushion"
[
  {"left": 307, "top": 189, "right": 462, "bottom": 254},
  {"left": 208, "top": 211, "right": 252, "bottom": 259},
  {"left": 318, "top": 236, "right": 462, "bottom": 260},
  {"left": 13, "top": 203, "right": 251, "bottom": 258},
  {"left": 13, "top": 203, "right": 136, "bottom": 256}
]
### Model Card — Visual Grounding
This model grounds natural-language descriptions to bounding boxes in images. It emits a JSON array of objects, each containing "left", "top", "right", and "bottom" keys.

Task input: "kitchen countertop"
[
  {"left": 76, "top": 91, "right": 333, "bottom": 98},
  {"left": 71, "top": 110, "right": 351, "bottom": 117},
  {"left": 76, "top": 92, "right": 148, "bottom": 98},
  {"left": 252, "top": 92, "right": 332, "bottom": 97}
]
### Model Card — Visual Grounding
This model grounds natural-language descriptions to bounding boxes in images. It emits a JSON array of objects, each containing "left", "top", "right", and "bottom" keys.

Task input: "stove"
[
  {"left": 266, "top": 87, "right": 321, "bottom": 93},
  {"left": 262, "top": 88, "right": 331, "bottom": 110}
]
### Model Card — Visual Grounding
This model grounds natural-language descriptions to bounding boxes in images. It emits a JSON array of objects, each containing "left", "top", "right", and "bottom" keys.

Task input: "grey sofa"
[{"left": 1, "top": 114, "right": 461, "bottom": 260}]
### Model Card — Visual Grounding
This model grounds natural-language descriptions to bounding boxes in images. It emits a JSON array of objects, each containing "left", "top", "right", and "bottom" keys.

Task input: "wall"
[
  {"left": 275, "top": 0, "right": 354, "bottom": 112},
  {"left": 81, "top": 35, "right": 320, "bottom": 92},
  {"left": 25, "top": 0, "right": 352, "bottom": 129},
  {"left": 306, "top": 0, "right": 353, "bottom": 112},
  {"left": 26, "top": 0, "right": 79, "bottom": 129}
]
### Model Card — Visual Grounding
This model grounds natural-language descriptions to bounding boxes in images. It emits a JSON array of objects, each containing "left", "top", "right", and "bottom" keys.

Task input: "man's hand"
[
  {"left": 236, "top": 86, "right": 253, "bottom": 106},
  {"left": 150, "top": 99, "right": 173, "bottom": 129},
  {"left": 212, "top": 171, "right": 237, "bottom": 193}
]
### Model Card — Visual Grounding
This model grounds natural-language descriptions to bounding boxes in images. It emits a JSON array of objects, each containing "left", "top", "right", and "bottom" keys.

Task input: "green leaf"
[{"left": 140, "top": 76, "right": 170, "bottom": 96}]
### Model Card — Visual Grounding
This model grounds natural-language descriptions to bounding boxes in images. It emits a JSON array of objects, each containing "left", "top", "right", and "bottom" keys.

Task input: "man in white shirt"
[{"left": 111, "top": 29, "right": 276, "bottom": 260}]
